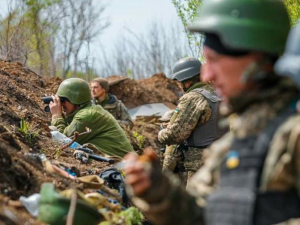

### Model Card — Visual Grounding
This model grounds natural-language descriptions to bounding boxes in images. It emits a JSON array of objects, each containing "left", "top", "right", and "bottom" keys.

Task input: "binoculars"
[{"left": 41, "top": 96, "right": 68, "bottom": 112}]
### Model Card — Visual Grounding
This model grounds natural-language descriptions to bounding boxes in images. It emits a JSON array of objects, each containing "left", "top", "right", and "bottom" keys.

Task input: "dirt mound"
[
  {"left": 0, "top": 61, "right": 181, "bottom": 222},
  {"left": 107, "top": 73, "right": 182, "bottom": 109}
]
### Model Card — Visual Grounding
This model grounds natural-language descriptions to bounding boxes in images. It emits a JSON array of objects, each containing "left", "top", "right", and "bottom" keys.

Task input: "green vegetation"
[
  {"left": 284, "top": 0, "right": 300, "bottom": 27},
  {"left": 0, "top": 0, "right": 108, "bottom": 79},
  {"left": 172, "top": 0, "right": 300, "bottom": 58},
  {"left": 172, "top": 0, "right": 204, "bottom": 58},
  {"left": 100, "top": 207, "right": 144, "bottom": 225},
  {"left": 19, "top": 118, "right": 40, "bottom": 143},
  {"left": 132, "top": 131, "right": 145, "bottom": 149}
]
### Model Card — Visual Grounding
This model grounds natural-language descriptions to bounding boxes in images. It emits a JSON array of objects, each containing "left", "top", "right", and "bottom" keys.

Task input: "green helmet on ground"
[
  {"left": 188, "top": 0, "right": 290, "bottom": 55},
  {"left": 172, "top": 57, "right": 202, "bottom": 82},
  {"left": 56, "top": 78, "right": 91, "bottom": 105}
]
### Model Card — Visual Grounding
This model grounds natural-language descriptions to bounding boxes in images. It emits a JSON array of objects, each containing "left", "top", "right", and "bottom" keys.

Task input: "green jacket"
[{"left": 51, "top": 102, "right": 133, "bottom": 158}]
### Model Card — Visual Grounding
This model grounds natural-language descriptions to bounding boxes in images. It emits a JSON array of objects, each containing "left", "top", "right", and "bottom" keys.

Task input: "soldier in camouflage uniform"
[
  {"left": 124, "top": 0, "right": 300, "bottom": 224},
  {"left": 159, "top": 57, "right": 225, "bottom": 187},
  {"left": 90, "top": 77, "right": 133, "bottom": 129}
]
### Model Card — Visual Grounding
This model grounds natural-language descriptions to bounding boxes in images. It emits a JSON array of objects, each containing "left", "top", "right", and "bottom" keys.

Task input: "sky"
[{"left": 98, "top": 0, "right": 180, "bottom": 51}]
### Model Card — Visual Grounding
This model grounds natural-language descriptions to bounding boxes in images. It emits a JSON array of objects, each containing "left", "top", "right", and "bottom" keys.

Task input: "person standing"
[
  {"left": 90, "top": 77, "right": 133, "bottom": 129},
  {"left": 123, "top": 0, "right": 300, "bottom": 224},
  {"left": 158, "top": 57, "right": 225, "bottom": 187}
]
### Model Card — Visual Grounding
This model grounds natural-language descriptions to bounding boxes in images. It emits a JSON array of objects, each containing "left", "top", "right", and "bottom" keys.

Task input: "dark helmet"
[
  {"left": 56, "top": 78, "right": 91, "bottom": 105},
  {"left": 275, "top": 21, "right": 300, "bottom": 87},
  {"left": 188, "top": 0, "right": 290, "bottom": 55},
  {"left": 172, "top": 57, "right": 202, "bottom": 82}
]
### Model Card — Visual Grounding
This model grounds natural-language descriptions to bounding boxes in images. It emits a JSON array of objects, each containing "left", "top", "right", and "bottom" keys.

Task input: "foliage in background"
[
  {"left": 0, "top": 0, "right": 109, "bottom": 79},
  {"left": 173, "top": 0, "right": 300, "bottom": 60},
  {"left": 284, "top": 0, "right": 300, "bottom": 27},
  {"left": 172, "top": 0, "right": 204, "bottom": 59}
]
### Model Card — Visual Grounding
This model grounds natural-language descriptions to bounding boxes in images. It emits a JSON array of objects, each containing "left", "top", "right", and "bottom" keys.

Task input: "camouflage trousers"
[
  {"left": 162, "top": 146, "right": 205, "bottom": 188},
  {"left": 183, "top": 147, "right": 205, "bottom": 188}
]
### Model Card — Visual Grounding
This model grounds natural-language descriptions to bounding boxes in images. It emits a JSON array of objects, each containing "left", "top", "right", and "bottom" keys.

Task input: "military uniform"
[
  {"left": 51, "top": 102, "right": 133, "bottom": 158},
  {"left": 93, "top": 93, "right": 133, "bottom": 129},
  {"left": 158, "top": 82, "right": 223, "bottom": 186},
  {"left": 130, "top": 77, "right": 300, "bottom": 225}
]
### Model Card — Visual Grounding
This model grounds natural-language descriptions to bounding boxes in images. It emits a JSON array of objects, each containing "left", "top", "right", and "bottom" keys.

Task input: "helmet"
[
  {"left": 56, "top": 78, "right": 91, "bottom": 105},
  {"left": 275, "top": 21, "right": 300, "bottom": 87},
  {"left": 172, "top": 57, "right": 202, "bottom": 82},
  {"left": 188, "top": 0, "right": 290, "bottom": 55}
]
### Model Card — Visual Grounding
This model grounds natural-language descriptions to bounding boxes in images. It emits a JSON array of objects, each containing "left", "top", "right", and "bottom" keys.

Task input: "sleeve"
[
  {"left": 51, "top": 116, "right": 89, "bottom": 143},
  {"left": 117, "top": 102, "right": 134, "bottom": 129},
  {"left": 128, "top": 133, "right": 233, "bottom": 225},
  {"left": 158, "top": 92, "right": 211, "bottom": 145},
  {"left": 130, "top": 166, "right": 205, "bottom": 225}
]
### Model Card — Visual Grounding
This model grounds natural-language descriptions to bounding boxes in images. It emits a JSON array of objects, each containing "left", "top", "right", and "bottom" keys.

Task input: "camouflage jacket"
[
  {"left": 158, "top": 82, "right": 213, "bottom": 145},
  {"left": 131, "top": 78, "right": 300, "bottom": 225},
  {"left": 92, "top": 94, "right": 133, "bottom": 129}
]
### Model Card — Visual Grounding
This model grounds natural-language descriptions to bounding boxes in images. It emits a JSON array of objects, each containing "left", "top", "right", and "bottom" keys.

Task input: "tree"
[
  {"left": 172, "top": 0, "right": 204, "bottom": 59},
  {"left": 56, "top": 0, "right": 109, "bottom": 79},
  {"left": 172, "top": 0, "right": 300, "bottom": 59},
  {"left": 0, "top": 0, "right": 109, "bottom": 79},
  {"left": 97, "top": 21, "right": 191, "bottom": 79},
  {"left": 284, "top": 0, "right": 300, "bottom": 27}
]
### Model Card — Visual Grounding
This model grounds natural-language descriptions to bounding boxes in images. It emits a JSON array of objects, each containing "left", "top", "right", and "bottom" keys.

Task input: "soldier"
[
  {"left": 90, "top": 77, "right": 133, "bottom": 129},
  {"left": 49, "top": 78, "right": 134, "bottom": 158},
  {"left": 158, "top": 57, "right": 225, "bottom": 187},
  {"left": 124, "top": 0, "right": 300, "bottom": 224}
]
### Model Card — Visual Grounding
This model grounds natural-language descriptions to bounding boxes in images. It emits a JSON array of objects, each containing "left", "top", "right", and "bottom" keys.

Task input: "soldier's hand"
[
  {"left": 49, "top": 95, "right": 62, "bottom": 117},
  {"left": 123, "top": 152, "right": 151, "bottom": 196}
]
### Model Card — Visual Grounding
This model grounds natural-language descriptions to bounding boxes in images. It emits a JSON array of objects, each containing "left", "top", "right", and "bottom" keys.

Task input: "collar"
[{"left": 186, "top": 82, "right": 207, "bottom": 93}]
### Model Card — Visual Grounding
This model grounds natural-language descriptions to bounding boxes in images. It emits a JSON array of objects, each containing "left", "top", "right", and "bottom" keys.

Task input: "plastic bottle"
[
  {"left": 50, "top": 131, "right": 82, "bottom": 149},
  {"left": 19, "top": 193, "right": 40, "bottom": 217}
]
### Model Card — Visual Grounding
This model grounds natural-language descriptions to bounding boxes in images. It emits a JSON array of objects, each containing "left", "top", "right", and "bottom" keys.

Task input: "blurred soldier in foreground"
[
  {"left": 158, "top": 57, "right": 225, "bottom": 187},
  {"left": 49, "top": 78, "right": 134, "bottom": 158},
  {"left": 90, "top": 77, "right": 133, "bottom": 129},
  {"left": 124, "top": 0, "right": 300, "bottom": 224}
]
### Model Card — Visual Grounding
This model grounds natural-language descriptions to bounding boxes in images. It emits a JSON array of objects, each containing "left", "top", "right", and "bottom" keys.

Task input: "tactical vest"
[
  {"left": 186, "top": 88, "right": 224, "bottom": 147},
  {"left": 205, "top": 107, "right": 300, "bottom": 225}
]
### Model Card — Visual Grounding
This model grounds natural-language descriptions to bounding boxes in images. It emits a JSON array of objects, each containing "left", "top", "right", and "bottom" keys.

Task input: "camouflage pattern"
[
  {"left": 158, "top": 82, "right": 213, "bottom": 185},
  {"left": 158, "top": 83, "right": 213, "bottom": 145},
  {"left": 130, "top": 77, "right": 300, "bottom": 225},
  {"left": 162, "top": 152, "right": 177, "bottom": 172},
  {"left": 93, "top": 94, "right": 133, "bottom": 129}
]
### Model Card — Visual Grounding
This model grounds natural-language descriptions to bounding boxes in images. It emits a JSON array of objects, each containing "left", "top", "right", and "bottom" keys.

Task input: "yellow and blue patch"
[{"left": 226, "top": 151, "right": 239, "bottom": 169}]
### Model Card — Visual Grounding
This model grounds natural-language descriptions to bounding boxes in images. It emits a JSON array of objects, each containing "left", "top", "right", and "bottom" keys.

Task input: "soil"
[{"left": 0, "top": 60, "right": 182, "bottom": 223}]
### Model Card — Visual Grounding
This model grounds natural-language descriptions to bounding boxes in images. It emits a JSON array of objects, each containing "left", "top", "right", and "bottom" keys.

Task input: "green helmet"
[
  {"left": 56, "top": 78, "right": 91, "bottom": 105},
  {"left": 188, "top": 0, "right": 290, "bottom": 55},
  {"left": 172, "top": 57, "right": 202, "bottom": 82}
]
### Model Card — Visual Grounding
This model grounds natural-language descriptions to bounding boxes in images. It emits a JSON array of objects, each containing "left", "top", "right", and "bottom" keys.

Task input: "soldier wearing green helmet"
[
  {"left": 49, "top": 78, "right": 134, "bottom": 158},
  {"left": 159, "top": 57, "right": 226, "bottom": 188},
  {"left": 123, "top": 0, "right": 300, "bottom": 224}
]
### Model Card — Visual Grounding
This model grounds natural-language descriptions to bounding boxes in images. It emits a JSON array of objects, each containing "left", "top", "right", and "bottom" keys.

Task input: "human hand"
[
  {"left": 123, "top": 148, "right": 156, "bottom": 196},
  {"left": 49, "top": 95, "right": 62, "bottom": 117}
]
